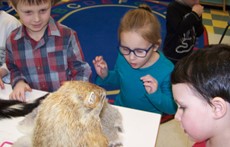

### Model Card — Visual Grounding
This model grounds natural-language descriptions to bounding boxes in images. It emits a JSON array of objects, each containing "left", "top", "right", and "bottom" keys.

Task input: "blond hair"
[
  {"left": 9, "top": 0, "right": 54, "bottom": 8},
  {"left": 118, "top": 4, "right": 161, "bottom": 45}
]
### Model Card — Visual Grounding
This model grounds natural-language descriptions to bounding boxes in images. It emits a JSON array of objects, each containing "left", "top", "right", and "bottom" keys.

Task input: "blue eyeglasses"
[{"left": 118, "top": 44, "right": 154, "bottom": 58}]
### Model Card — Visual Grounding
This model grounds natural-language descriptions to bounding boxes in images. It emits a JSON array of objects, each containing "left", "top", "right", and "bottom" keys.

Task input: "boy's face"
[
  {"left": 119, "top": 31, "right": 157, "bottom": 69},
  {"left": 172, "top": 83, "right": 214, "bottom": 142},
  {"left": 15, "top": 1, "right": 51, "bottom": 37}
]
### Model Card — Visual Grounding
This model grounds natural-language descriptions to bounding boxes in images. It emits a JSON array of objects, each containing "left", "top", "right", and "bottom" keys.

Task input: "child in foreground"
[
  {"left": 93, "top": 4, "right": 177, "bottom": 114},
  {"left": 6, "top": 0, "right": 91, "bottom": 101},
  {"left": 171, "top": 44, "right": 230, "bottom": 147}
]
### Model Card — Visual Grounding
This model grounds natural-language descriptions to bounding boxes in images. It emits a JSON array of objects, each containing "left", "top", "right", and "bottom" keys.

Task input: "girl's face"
[
  {"left": 173, "top": 83, "right": 214, "bottom": 142},
  {"left": 15, "top": 1, "right": 51, "bottom": 38},
  {"left": 120, "top": 31, "right": 157, "bottom": 69}
]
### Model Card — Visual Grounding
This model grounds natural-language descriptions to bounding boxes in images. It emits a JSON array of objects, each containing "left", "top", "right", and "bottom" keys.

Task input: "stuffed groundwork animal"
[{"left": 0, "top": 81, "right": 123, "bottom": 147}]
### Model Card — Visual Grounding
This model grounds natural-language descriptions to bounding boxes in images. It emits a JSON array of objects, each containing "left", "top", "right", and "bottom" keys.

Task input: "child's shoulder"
[
  {"left": 49, "top": 17, "right": 76, "bottom": 36},
  {"left": 158, "top": 51, "right": 174, "bottom": 69},
  {"left": 56, "top": 23, "right": 76, "bottom": 34}
]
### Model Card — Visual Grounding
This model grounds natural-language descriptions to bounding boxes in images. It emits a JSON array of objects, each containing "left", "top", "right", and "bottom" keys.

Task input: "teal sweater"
[{"left": 96, "top": 52, "right": 177, "bottom": 114}]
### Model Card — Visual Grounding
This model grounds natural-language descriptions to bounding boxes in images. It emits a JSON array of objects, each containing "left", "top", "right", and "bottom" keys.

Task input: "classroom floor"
[{"left": 203, "top": 7, "right": 230, "bottom": 45}]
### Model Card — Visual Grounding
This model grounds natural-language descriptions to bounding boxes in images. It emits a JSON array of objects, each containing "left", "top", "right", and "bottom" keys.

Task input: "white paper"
[{"left": 0, "top": 84, "right": 48, "bottom": 101}]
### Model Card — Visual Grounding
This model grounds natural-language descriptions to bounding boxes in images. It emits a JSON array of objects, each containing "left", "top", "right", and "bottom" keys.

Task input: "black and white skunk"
[{"left": 0, "top": 94, "right": 48, "bottom": 119}]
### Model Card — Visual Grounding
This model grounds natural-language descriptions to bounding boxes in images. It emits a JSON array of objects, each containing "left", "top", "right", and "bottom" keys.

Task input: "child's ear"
[
  {"left": 211, "top": 97, "right": 227, "bottom": 119},
  {"left": 153, "top": 45, "right": 159, "bottom": 51},
  {"left": 152, "top": 39, "right": 162, "bottom": 51},
  {"left": 157, "top": 39, "right": 162, "bottom": 45},
  {"left": 10, "top": 4, "right": 17, "bottom": 12}
]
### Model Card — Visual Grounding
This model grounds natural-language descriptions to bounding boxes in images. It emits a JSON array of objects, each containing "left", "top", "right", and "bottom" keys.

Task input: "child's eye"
[
  {"left": 24, "top": 11, "right": 32, "bottom": 15},
  {"left": 179, "top": 106, "right": 186, "bottom": 110},
  {"left": 40, "top": 9, "right": 47, "bottom": 13},
  {"left": 135, "top": 49, "right": 145, "bottom": 54}
]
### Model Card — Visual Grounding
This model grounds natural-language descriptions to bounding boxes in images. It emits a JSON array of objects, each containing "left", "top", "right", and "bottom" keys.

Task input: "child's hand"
[
  {"left": 192, "top": 4, "right": 203, "bottom": 17},
  {"left": 0, "top": 78, "right": 4, "bottom": 89},
  {"left": 92, "top": 56, "right": 108, "bottom": 79},
  {"left": 140, "top": 75, "right": 158, "bottom": 94},
  {"left": 0, "top": 68, "right": 7, "bottom": 89},
  {"left": 9, "top": 80, "right": 32, "bottom": 102}
]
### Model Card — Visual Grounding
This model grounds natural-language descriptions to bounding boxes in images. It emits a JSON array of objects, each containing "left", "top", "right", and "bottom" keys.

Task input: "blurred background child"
[
  {"left": 163, "top": 0, "right": 204, "bottom": 64},
  {"left": 0, "top": 10, "right": 21, "bottom": 89}
]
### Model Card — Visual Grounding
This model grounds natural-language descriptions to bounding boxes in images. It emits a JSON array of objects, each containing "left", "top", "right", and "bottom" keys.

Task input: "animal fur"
[
  {"left": 0, "top": 95, "right": 46, "bottom": 119},
  {"left": 1, "top": 81, "right": 123, "bottom": 147},
  {"left": 33, "top": 81, "right": 109, "bottom": 147}
]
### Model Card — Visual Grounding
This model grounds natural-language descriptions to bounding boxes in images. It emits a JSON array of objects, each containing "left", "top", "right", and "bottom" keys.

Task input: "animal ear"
[
  {"left": 211, "top": 97, "right": 227, "bottom": 119},
  {"left": 85, "top": 92, "right": 98, "bottom": 108}
]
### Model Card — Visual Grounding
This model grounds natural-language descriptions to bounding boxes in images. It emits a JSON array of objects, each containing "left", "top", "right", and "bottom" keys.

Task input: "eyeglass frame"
[{"left": 118, "top": 44, "right": 155, "bottom": 58}]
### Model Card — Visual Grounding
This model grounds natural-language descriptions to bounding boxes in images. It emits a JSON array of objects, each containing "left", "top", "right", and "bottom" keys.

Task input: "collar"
[{"left": 14, "top": 17, "right": 61, "bottom": 40}]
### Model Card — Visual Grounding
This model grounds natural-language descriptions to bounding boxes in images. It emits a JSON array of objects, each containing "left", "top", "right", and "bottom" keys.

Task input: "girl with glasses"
[{"left": 93, "top": 4, "right": 177, "bottom": 114}]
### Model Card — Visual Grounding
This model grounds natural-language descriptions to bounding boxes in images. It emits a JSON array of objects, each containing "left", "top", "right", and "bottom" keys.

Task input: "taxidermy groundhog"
[
  {"left": 10, "top": 81, "right": 123, "bottom": 147},
  {"left": 33, "top": 81, "right": 108, "bottom": 147}
]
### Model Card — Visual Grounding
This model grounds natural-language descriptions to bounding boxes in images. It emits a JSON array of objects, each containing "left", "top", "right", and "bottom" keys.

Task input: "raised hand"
[{"left": 93, "top": 56, "right": 108, "bottom": 79}]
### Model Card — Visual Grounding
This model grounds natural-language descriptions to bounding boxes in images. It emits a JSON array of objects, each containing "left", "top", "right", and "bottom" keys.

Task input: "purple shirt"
[{"left": 6, "top": 17, "right": 91, "bottom": 92}]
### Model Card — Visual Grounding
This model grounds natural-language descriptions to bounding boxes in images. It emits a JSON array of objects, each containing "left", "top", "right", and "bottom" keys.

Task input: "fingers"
[
  {"left": 25, "top": 85, "right": 32, "bottom": 92},
  {"left": 93, "top": 56, "right": 106, "bottom": 68},
  {"left": 93, "top": 56, "right": 108, "bottom": 79},
  {"left": 9, "top": 90, "right": 26, "bottom": 102},
  {"left": 9, "top": 82, "right": 32, "bottom": 102},
  {"left": 0, "top": 79, "right": 5, "bottom": 89},
  {"left": 93, "top": 56, "right": 103, "bottom": 64},
  {"left": 140, "top": 75, "right": 158, "bottom": 94},
  {"left": 140, "top": 75, "right": 157, "bottom": 83}
]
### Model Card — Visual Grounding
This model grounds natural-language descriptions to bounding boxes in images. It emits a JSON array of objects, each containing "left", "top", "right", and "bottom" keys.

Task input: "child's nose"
[
  {"left": 174, "top": 109, "right": 181, "bottom": 122},
  {"left": 34, "top": 13, "right": 41, "bottom": 22},
  {"left": 128, "top": 51, "right": 136, "bottom": 60}
]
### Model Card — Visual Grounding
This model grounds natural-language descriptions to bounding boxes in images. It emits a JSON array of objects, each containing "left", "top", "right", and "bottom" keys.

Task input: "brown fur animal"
[
  {"left": 12, "top": 81, "right": 123, "bottom": 147},
  {"left": 33, "top": 81, "right": 108, "bottom": 147}
]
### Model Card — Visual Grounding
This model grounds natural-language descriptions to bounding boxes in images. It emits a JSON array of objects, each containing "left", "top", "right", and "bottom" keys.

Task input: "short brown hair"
[{"left": 9, "top": 0, "right": 54, "bottom": 8}]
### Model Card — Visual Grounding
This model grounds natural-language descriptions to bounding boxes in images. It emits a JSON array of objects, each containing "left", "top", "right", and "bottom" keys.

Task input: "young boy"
[
  {"left": 6, "top": 0, "right": 91, "bottom": 101},
  {"left": 163, "top": 0, "right": 204, "bottom": 64},
  {"left": 171, "top": 44, "right": 230, "bottom": 147},
  {"left": 0, "top": 10, "right": 21, "bottom": 89}
]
